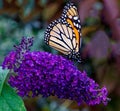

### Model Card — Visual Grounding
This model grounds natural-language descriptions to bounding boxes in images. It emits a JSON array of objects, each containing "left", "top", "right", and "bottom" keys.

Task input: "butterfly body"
[{"left": 44, "top": 2, "right": 82, "bottom": 62}]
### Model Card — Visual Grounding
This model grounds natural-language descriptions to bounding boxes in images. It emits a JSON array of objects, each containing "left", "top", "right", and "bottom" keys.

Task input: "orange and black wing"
[
  {"left": 61, "top": 2, "right": 82, "bottom": 51},
  {"left": 44, "top": 2, "right": 82, "bottom": 58},
  {"left": 44, "top": 19, "right": 78, "bottom": 55}
]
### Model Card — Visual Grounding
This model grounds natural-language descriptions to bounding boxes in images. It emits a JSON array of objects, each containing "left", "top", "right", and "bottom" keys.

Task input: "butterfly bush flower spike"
[
  {"left": 2, "top": 37, "right": 33, "bottom": 71},
  {"left": 2, "top": 37, "right": 110, "bottom": 106}
]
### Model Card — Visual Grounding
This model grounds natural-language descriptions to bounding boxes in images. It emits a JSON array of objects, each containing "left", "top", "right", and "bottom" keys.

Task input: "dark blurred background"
[{"left": 0, "top": 0, "right": 120, "bottom": 111}]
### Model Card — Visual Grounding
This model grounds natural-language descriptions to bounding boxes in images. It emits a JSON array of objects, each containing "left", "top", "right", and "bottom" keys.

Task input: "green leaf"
[
  {"left": 0, "top": 66, "right": 26, "bottom": 111},
  {"left": 0, "top": 83, "right": 26, "bottom": 111},
  {"left": 0, "top": 66, "right": 9, "bottom": 94}
]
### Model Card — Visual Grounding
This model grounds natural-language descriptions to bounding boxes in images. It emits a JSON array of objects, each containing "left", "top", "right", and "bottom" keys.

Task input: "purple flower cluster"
[
  {"left": 2, "top": 37, "right": 110, "bottom": 105},
  {"left": 2, "top": 37, "right": 33, "bottom": 71}
]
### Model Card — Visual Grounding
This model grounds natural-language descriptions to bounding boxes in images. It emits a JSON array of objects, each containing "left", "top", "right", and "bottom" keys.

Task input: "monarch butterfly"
[{"left": 44, "top": 2, "right": 82, "bottom": 62}]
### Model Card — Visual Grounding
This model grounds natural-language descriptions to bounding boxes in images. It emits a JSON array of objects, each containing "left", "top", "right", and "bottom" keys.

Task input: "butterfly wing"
[
  {"left": 44, "top": 19, "right": 79, "bottom": 55},
  {"left": 61, "top": 2, "right": 82, "bottom": 50},
  {"left": 44, "top": 2, "right": 82, "bottom": 59}
]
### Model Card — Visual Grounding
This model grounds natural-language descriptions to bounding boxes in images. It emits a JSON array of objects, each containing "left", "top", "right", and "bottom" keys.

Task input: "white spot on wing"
[{"left": 74, "top": 16, "right": 78, "bottom": 20}]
